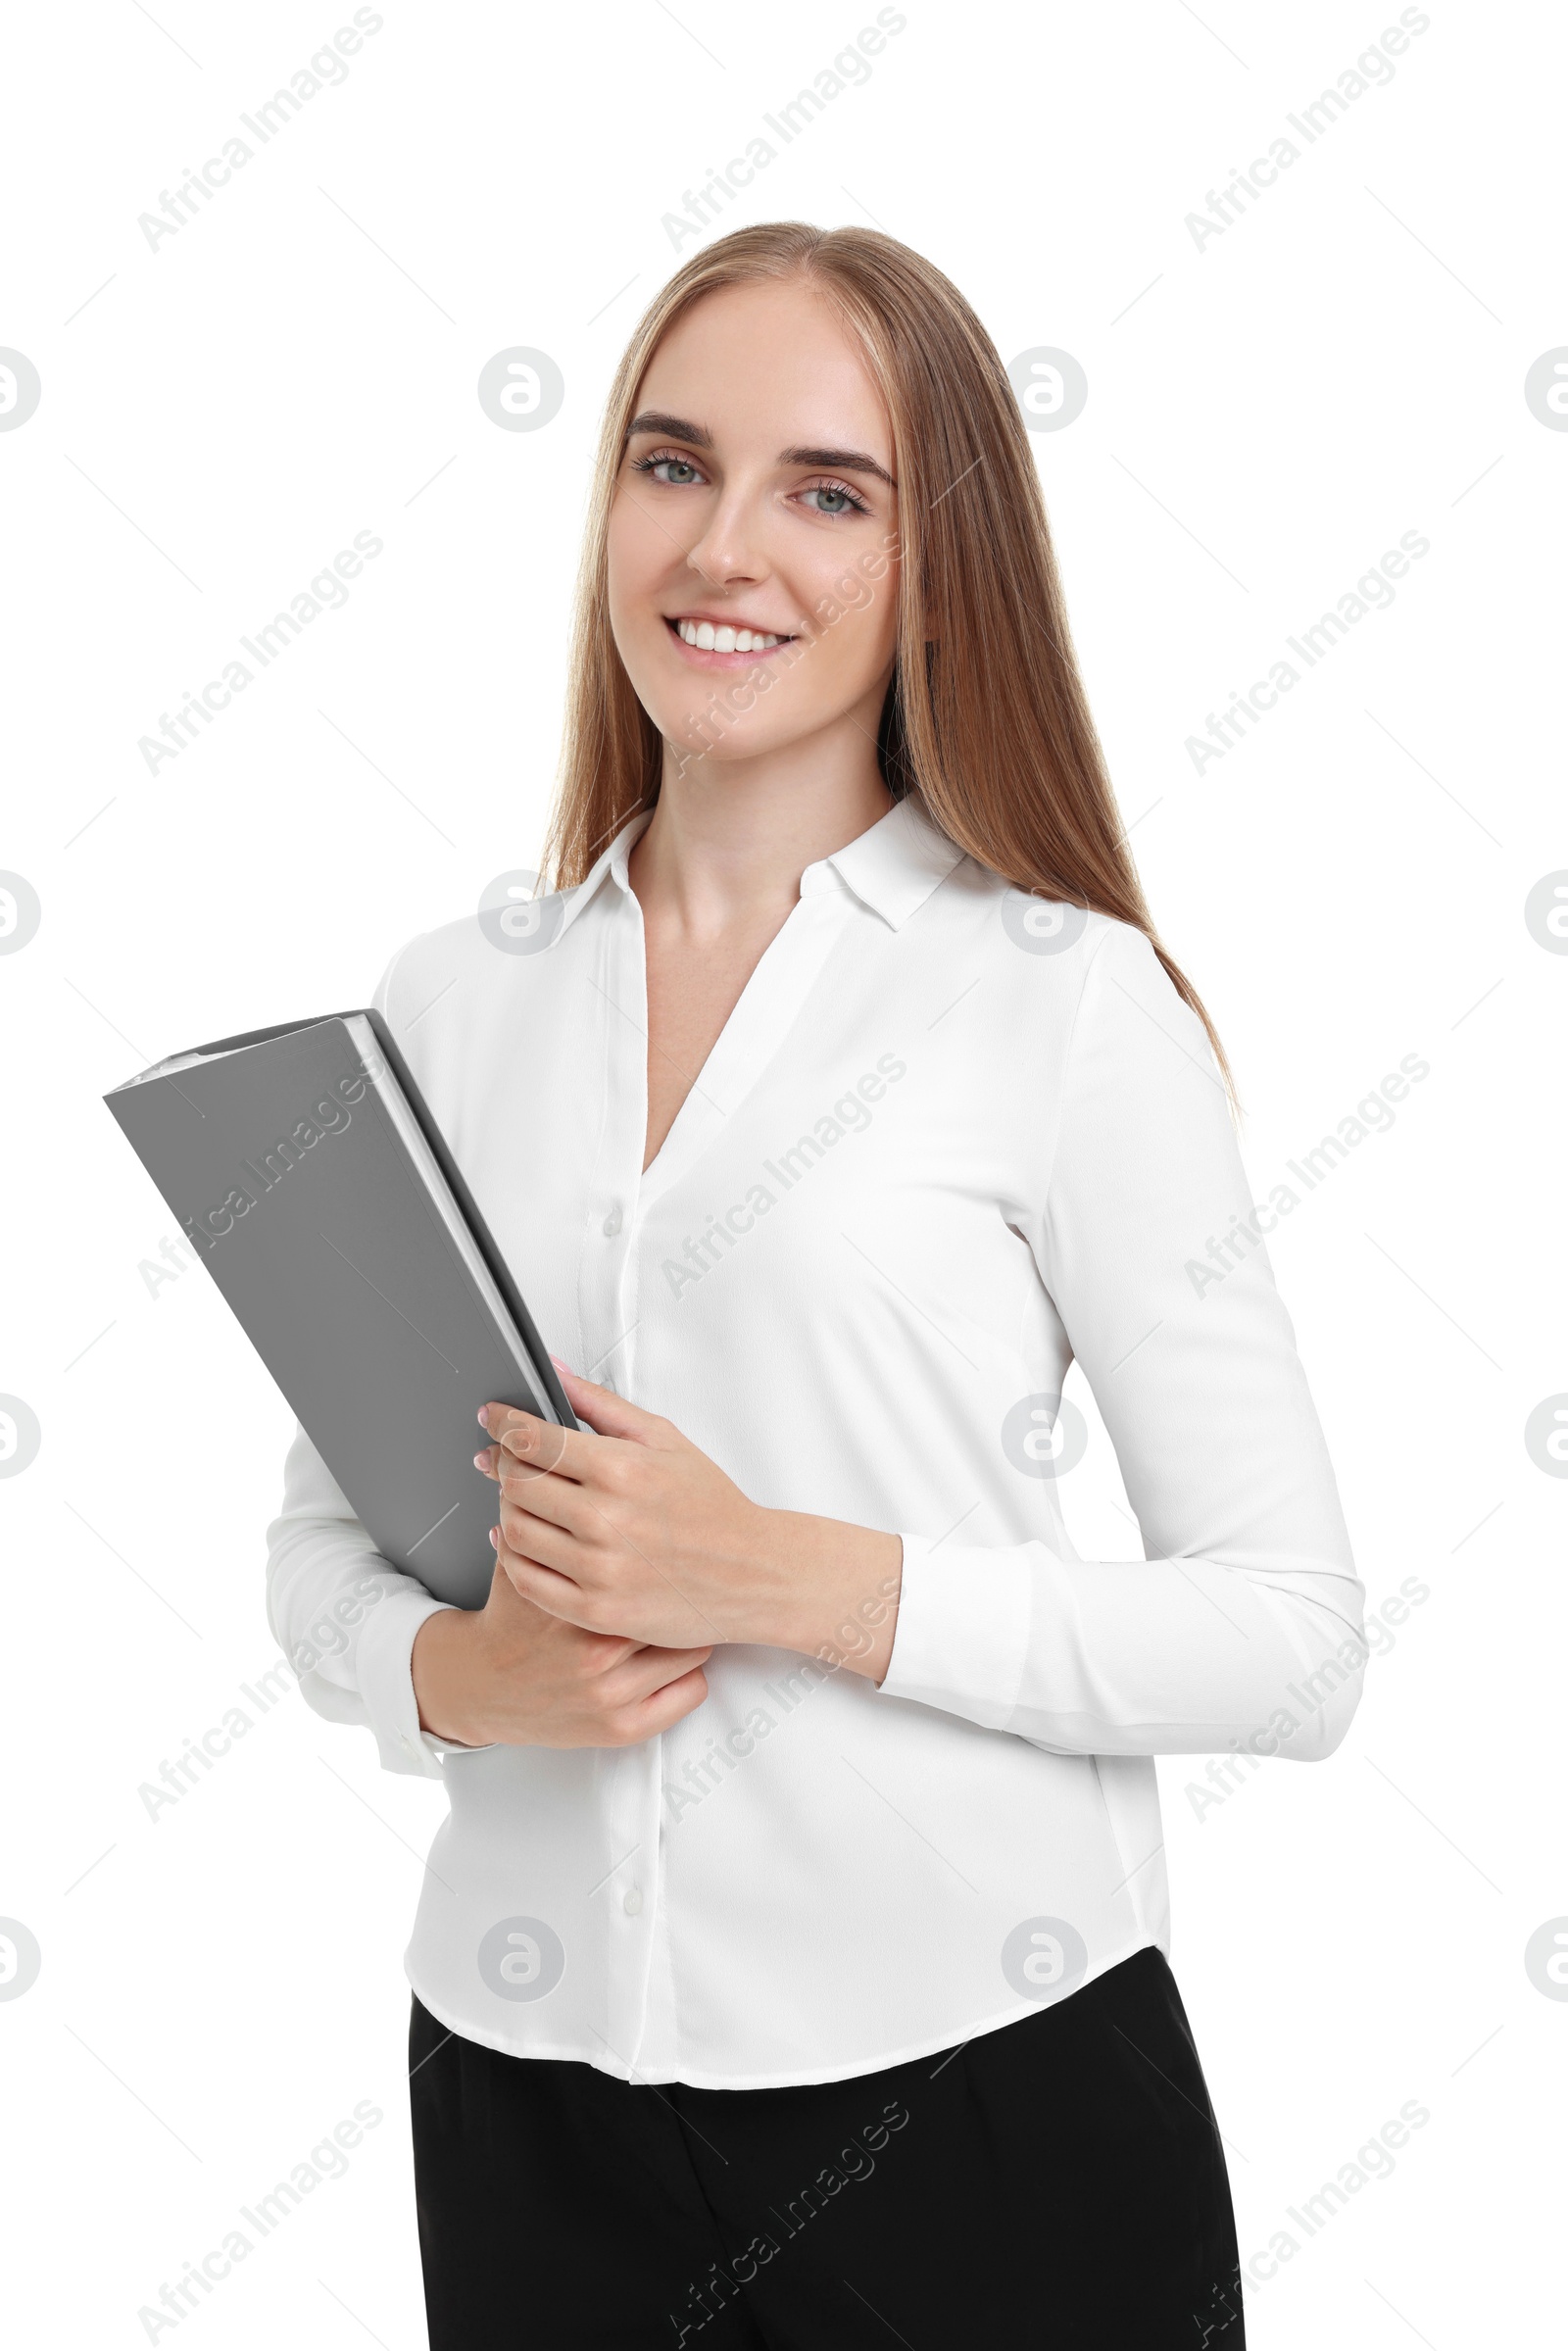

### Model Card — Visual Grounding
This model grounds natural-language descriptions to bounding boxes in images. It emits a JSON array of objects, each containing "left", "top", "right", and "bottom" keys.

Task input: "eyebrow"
[{"left": 625, "top": 411, "right": 896, "bottom": 491}]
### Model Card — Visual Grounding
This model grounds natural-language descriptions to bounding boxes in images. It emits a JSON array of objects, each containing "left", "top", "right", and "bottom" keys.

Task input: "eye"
[
  {"left": 629, "top": 447, "right": 707, "bottom": 487},
  {"left": 798, "top": 478, "right": 871, "bottom": 519}
]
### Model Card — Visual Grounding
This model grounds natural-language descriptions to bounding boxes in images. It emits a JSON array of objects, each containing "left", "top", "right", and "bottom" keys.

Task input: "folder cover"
[{"left": 105, "top": 1006, "right": 576, "bottom": 1609}]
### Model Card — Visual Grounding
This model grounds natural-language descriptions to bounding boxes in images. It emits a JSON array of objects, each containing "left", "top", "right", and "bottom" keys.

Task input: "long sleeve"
[
  {"left": 263, "top": 937, "right": 469, "bottom": 1779},
  {"left": 877, "top": 917, "right": 1368, "bottom": 1761},
  {"left": 266, "top": 1417, "right": 462, "bottom": 1777}
]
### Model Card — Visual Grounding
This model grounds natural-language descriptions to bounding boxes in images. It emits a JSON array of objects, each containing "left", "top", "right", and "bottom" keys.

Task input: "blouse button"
[
  {"left": 602, "top": 1208, "right": 622, "bottom": 1238},
  {"left": 623, "top": 1886, "right": 643, "bottom": 1916}
]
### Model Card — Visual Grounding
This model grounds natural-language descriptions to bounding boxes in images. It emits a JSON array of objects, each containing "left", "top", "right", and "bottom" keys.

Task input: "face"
[{"left": 606, "top": 277, "right": 902, "bottom": 770}]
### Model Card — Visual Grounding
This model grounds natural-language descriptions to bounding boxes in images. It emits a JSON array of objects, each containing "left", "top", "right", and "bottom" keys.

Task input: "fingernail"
[
  {"left": 488, "top": 1526, "right": 499, "bottom": 1547},
  {"left": 550, "top": 1354, "right": 574, "bottom": 1373},
  {"left": 473, "top": 1450, "right": 490, "bottom": 1471},
  {"left": 476, "top": 1406, "right": 489, "bottom": 1428}
]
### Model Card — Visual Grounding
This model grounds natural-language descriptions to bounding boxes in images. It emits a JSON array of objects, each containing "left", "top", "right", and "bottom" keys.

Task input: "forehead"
[{"left": 635, "top": 279, "right": 891, "bottom": 459}]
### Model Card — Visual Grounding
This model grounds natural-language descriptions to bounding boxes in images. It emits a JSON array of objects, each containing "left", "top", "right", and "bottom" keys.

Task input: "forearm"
[
  {"left": 411, "top": 1603, "right": 486, "bottom": 1743},
  {"left": 482, "top": 1382, "right": 903, "bottom": 1679},
  {"left": 749, "top": 1508, "right": 904, "bottom": 1684},
  {"left": 878, "top": 1532, "right": 1366, "bottom": 1758},
  {"left": 267, "top": 1419, "right": 455, "bottom": 1777}
]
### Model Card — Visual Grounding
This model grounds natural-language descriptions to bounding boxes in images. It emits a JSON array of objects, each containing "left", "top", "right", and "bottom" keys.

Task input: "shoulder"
[
  {"left": 968, "top": 883, "right": 1213, "bottom": 1090},
  {"left": 970, "top": 872, "right": 1172, "bottom": 1010},
  {"left": 370, "top": 878, "right": 592, "bottom": 1032},
  {"left": 1056, "top": 914, "right": 1222, "bottom": 1118}
]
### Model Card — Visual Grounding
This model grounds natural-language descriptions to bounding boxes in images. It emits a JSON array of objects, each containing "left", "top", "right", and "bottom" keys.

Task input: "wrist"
[
  {"left": 411, "top": 1605, "right": 485, "bottom": 1743},
  {"left": 755, "top": 1509, "right": 903, "bottom": 1683}
]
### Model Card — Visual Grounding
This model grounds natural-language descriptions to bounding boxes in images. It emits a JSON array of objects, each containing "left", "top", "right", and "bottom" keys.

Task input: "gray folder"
[{"left": 105, "top": 1006, "right": 578, "bottom": 1609}]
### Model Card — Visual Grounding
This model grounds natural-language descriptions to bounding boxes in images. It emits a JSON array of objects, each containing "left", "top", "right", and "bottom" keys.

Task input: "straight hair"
[{"left": 541, "top": 221, "right": 1236, "bottom": 1111}]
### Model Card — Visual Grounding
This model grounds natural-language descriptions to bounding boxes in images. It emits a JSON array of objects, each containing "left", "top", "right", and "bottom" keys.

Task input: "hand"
[
  {"left": 475, "top": 1365, "right": 904, "bottom": 1680},
  {"left": 410, "top": 1556, "right": 712, "bottom": 1750}
]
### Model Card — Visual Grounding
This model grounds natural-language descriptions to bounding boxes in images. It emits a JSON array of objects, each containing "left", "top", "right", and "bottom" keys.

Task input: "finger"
[
  {"left": 494, "top": 1532, "right": 600, "bottom": 1631},
  {"left": 472, "top": 1443, "right": 500, "bottom": 1480},
  {"left": 612, "top": 1643, "right": 714, "bottom": 1699},
  {"left": 498, "top": 1494, "right": 578, "bottom": 1566},
  {"left": 481, "top": 1404, "right": 595, "bottom": 1483},
  {"left": 495, "top": 1457, "right": 589, "bottom": 1535},
  {"left": 551, "top": 1365, "right": 672, "bottom": 1447},
  {"left": 623, "top": 1662, "right": 710, "bottom": 1736},
  {"left": 483, "top": 1549, "right": 542, "bottom": 1620}
]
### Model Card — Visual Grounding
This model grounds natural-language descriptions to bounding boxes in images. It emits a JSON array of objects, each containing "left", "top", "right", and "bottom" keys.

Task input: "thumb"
[{"left": 553, "top": 1358, "right": 667, "bottom": 1447}]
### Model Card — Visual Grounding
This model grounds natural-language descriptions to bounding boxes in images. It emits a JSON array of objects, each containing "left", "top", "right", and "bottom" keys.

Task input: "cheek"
[
  {"left": 606, "top": 484, "right": 679, "bottom": 620},
  {"left": 606, "top": 517, "right": 650, "bottom": 623},
  {"left": 863, "top": 569, "right": 901, "bottom": 673},
  {"left": 805, "top": 563, "right": 899, "bottom": 691}
]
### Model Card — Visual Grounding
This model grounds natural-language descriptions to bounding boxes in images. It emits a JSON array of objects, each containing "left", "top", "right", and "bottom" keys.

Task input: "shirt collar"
[
  {"left": 808, "top": 793, "right": 966, "bottom": 928},
  {"left": 549, "top": 791, "right": 964, "bottom": 948},
  {"left": 549, "top": 806, "right": 656, "bottom": 947}
]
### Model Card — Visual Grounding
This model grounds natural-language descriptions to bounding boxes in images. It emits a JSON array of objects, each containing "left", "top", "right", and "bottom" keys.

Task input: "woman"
[{"left": 268, "top": 222, "right": 1366, "bottom": 2345}]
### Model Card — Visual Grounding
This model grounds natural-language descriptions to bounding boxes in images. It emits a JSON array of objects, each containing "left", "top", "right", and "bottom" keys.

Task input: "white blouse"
[{"left": 267, "top": 793, "right": 1366, "bottom": 2089}]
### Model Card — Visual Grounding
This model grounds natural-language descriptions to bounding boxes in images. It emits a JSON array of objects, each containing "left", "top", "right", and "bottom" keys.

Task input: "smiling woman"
[
  {"left": 548, "top": 222, "right": 1235, "bottom": 1097},
  {"left": 267, "top": 220, "right": 1363, "bottom": 2347}
]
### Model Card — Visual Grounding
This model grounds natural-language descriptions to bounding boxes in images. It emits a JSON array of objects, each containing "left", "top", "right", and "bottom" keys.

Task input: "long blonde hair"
[{"left": 542, "top": 220, "right": 1235, "bottom": 1107}]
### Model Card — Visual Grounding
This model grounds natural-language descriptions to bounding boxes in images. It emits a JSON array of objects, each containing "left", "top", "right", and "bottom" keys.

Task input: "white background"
[{"left": 2, "top": 0, "right": 1563, "bottom": 2342}]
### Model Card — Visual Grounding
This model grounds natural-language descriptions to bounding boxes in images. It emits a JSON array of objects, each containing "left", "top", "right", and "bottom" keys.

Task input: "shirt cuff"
[
  {"left": 354, "top": 1589, "right": 487, "bottom": 1777},
  {"left": 875, "top": 1532, "right": 1035, "bottom": 1731}
]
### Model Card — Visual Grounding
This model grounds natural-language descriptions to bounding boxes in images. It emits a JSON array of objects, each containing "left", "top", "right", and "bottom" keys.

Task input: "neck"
[{"left": 628, "top": 719, "right": 894, "bottom": 940}]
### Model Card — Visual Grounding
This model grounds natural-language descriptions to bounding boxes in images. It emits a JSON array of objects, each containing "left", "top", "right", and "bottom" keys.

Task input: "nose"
[{"left": 681, "top": 480, "right": 769, "bottom": 593}]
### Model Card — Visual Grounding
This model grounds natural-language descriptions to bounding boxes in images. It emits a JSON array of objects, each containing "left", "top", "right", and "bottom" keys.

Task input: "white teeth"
[{"left": 675, "top": 618, "right": 784, "bottom": 651}]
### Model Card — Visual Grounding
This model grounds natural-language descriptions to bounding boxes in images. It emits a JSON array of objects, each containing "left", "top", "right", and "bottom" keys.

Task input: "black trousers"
[{"left": 409, "top": 1946, "right": 1245, "bottom": 2348}]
